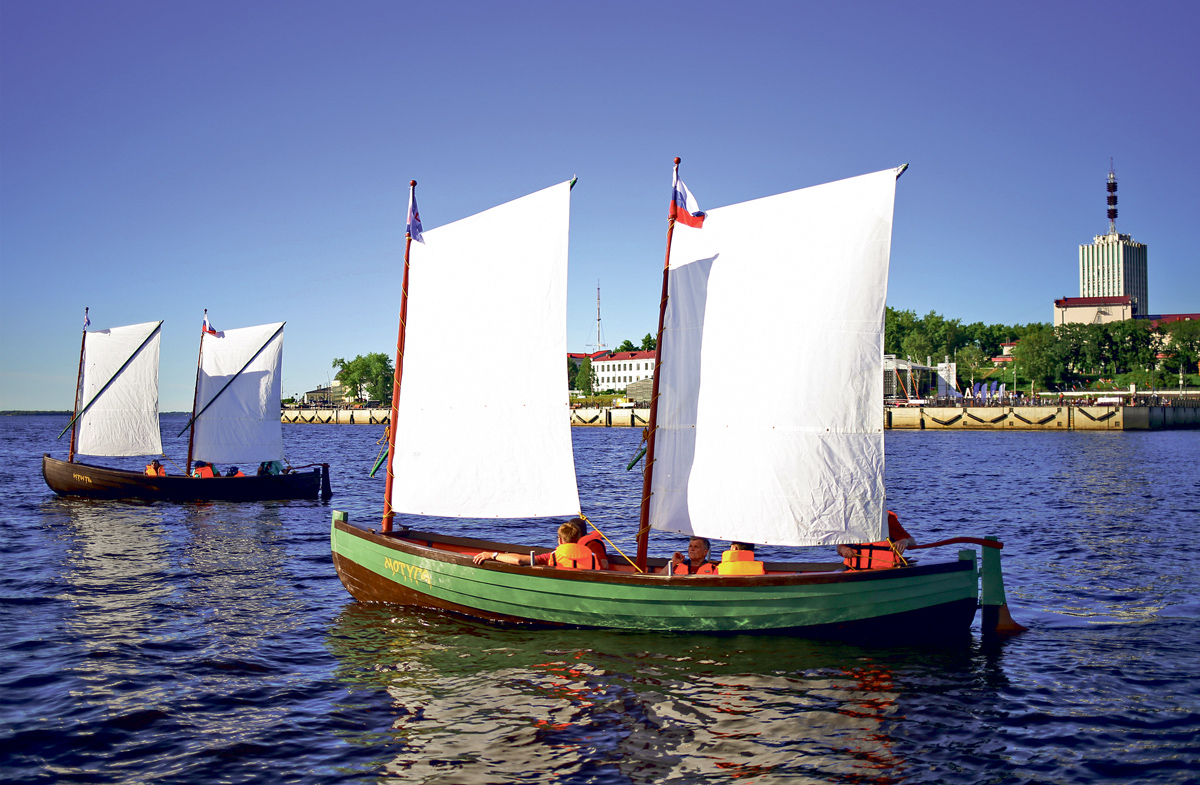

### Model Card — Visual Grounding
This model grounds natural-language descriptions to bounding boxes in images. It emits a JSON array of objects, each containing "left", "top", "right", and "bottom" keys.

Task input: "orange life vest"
[
  {"left": 145, "top": 464, "right": 165, "bottom": 477},
  {"left": 548, "top": 542, "right": 599, "bottom": 570},
  {"left": 842, "top": 541, "right": 903, "bottom": 570},
  {"left": 672, "top": 561, "right": 717, "bottom": 575},
  {"left": 717, "top": 550, "right": 766, "bottom": 575},
  {"left": 194, "top": 465, "right": 215, "bottom": 479},
  {"left": 229, "top": 470, "right": 246, "bottom": 477}
]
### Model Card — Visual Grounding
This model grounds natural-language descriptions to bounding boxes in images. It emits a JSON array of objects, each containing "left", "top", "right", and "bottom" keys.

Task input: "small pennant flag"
[
  {"left": 670, "top": 165, "right": 705, "bottom": 228},
  {"left": 83, "top": 307, "right": 90, "bottom": 329},
  {"left": 407, "top": 183, "right": 424, "bottom": 244},
  {"left": 202, "top": 310, "right": 222, "bottom": 337}
]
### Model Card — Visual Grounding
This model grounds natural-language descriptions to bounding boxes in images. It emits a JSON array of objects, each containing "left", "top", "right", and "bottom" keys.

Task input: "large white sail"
[
  {"left": 192, "top": 323, "right": 285, "bottom": 464},
  {"left": 76, "top": 321, "right": 163, "bottom": 457},
  {"left": 389, "top": 181, "right": 580, "bottom": 518},
  {"left": 649, "top": 168, "right": 899, "bottom": 546}
]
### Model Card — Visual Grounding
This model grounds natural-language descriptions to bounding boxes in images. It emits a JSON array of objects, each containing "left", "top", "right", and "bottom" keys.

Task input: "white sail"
[
  {"left": 389, "top": 181, "right": 580, "bottom": 518},
  {"left": 76, "top": 321, "right": 163, "bottom": 457},
  {"left": 650, "top": 168, "right": 900, "bottom": 546},
  {"left": 192, "top": 323, "right": 285, "bottom": 464}
]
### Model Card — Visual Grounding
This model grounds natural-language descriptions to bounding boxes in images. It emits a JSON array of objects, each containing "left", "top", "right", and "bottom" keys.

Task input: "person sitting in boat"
[
  {"left": 658, "top": 536, "right": 717, "bottom": 575},
  {"left": 257, "top": 460, "right": 286, "bottom": 476},
  {"left": 192, "top": 461, "right": 217, "bottom": 478},
  {"left": 225, "top": 466, "right": 246, "bottom": 477},
  {"left": 717, "top": 542, "right": 766, "bottom": 575},
  {"left": 836, "top": 511, "right": 917, "bottom": 570},
  {"left": 572, "top": 517, "right": 610, "bottom": 570},
  {"left": 144, "top": 459, "right": 166, "bottom": 477},
  {"left": 472, "top": 520, "right": 600, "bottom": 570}
]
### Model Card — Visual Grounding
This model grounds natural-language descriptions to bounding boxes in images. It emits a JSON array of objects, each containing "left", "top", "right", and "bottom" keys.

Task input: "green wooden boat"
[{"left": 332, "top": 170, "right": 1023, "bottom": 639}]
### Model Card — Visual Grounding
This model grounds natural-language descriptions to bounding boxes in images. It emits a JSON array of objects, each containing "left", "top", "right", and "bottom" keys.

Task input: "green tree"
[
  {"left": 956, "top": 345, "right": 986, "bottom": 386},
  {"left": 1109, "top": 319, "right": 1156, "bottom": 374},
  {"left": 332, "top": 353, "right": 394, "bottom": 403},
  {"left": 641, "top": 333, "right": 657, "bottom": 351},
  {"left": 884, "top": 307, "right": 917, "bottom": 356},
  {"left": 1164, "top": 319, "right": 1200, "bottom": 374},
  {"left": 574, "top": 357, "right": 595, "bottom": 396},
  {"left": 568, "top": 356, "right": 579, "bottom": 389},
  {"left": 1010, "top": 325, "right": 1059, "bottom": 389},
  {"left": 616, "top": 339, "right": 637, "bottom": 353}
]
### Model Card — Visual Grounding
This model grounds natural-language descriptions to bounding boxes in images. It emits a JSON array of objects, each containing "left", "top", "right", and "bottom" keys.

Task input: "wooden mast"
[
  {"left": 636, "top": 157, "right": 683, "bottom": 570},
  {"left": 382, "top": 180, "right": 417, "bottom": 533},
  {"left": 67, "top": 307, "right": 89, "bottom": 464},
  {"left": 185, "top": 311, "right": 207, "bottom": 476}
]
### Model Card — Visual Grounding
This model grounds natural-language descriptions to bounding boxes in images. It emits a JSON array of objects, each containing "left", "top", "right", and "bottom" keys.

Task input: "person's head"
[
  {"left": 151, "top": 460, "right": 161, "bottom": 468},
  {"left": 730, "top": 541, "right": 755, "bottom": 552},
  {"left": 557, "top": 521, "right": 583, "bottom": 544},
  {"left": 196, "top": 461, "right": 207, "bottom": 468},
  {"left": 688, "top": 537, "right": 711, "bottom": 563},
  {"left": 567, "top": 516, "right": 588, "bottom": 535}
]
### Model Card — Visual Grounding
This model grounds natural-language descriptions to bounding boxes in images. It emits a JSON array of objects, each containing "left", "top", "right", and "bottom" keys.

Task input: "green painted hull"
[{"left": 331, "top": 518, "right": 983, "bottom": 638}]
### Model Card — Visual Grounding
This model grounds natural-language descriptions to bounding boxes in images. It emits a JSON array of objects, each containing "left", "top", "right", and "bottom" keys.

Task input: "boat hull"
[
  {"left": 331, "top": 518, "right": 980, "bottom": 639},
  {"left": 43, "top": 455, "right": 329, "bottom": 502}
]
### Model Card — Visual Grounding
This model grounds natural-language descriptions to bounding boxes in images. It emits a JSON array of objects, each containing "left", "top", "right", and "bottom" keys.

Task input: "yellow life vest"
[
  {"left": 717, "top": 550, "right": 765, "bottom": 575},
  {"left": 549, "top": 542, "right": 599, "bottom": 570}
]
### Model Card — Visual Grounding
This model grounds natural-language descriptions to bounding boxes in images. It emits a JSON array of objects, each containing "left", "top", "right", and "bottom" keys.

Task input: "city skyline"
[{"left": 2, "top": 2, "right": 1198, "bottom": 411}]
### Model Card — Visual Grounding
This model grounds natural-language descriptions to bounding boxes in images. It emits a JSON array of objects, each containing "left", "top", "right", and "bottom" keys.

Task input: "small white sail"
[
  {"left": 389, "top": 181, "right": 580, "bottom": 518},
  {"left": 192, "top": 323, "right": 285, "bottom": 464},
  {"left": 650, "top": 168, "right": 900, "bottom": 546},
  {"left": 76, "top": 321, "right": 163, "bottom": 457}
]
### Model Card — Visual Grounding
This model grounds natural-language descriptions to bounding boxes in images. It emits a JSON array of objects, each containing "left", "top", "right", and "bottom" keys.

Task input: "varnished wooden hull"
[
  {"left": 43, "top": 455, "right": 330, "bottom": 502},
  {"left": 331, "top": 516, "right": 982, "bottom": 640}
]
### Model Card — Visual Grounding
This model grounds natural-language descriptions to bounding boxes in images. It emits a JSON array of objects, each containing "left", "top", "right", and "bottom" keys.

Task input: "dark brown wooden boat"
[
  {"left": 46, "top": 313, "right": 333, "bottom": 503},
  {"left": 43, "top": 454, "right": 329, "bottom": 501}
]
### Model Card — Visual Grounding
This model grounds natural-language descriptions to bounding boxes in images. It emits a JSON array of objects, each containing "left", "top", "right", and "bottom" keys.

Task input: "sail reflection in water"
[{"left": 326, "top": 604, "right": 973, "bottom": 783}]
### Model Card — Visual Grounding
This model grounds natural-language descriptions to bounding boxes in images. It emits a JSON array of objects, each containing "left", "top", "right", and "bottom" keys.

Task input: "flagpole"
[
  {"left": 382, "top": 180, "right": 417, "bottom": 534},
  {"left": 67, "top": 308, "right": 89, "bottom": 464},
  {"left": 185, "top": 311, "right": 207, "bottom": 476},
  {"left": 636, "top": 157, "right": 683, "bottom": 571}
]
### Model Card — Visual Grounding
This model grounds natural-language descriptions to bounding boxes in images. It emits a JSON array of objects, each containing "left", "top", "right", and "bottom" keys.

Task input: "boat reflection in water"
[{"left": 326, "top": 603, "right": 1009, "bottom": 783}]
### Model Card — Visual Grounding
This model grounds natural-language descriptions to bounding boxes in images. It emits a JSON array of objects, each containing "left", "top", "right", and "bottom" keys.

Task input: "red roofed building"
[{"left": 592, "top": 350, "right": 656, "bottom": 392}]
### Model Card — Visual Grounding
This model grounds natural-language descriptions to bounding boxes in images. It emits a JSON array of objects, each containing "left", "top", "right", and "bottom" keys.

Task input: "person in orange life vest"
[
  {"left": 658, "top": 536, "right": 717, "bottom": 575},
  {"left": 224, "top": 466, "right": 246, "bottom": 477},
  {"left": 472, "top": 520, "right": 599, "bottom": 570},
  {"left": 836, "top": 511, "right": 916, "bottom": 569},
  {"left": 192, "top": 461, "right": 216, "bottom": 478},
  {"left": 144, "top": 459, "right": 166, "bottom": 477},
  {"left": 717, "top": 542, "right": 766, "bottom": 575},
  {"left": 571, "top": 517, "right": 610, "bottom": 569}
]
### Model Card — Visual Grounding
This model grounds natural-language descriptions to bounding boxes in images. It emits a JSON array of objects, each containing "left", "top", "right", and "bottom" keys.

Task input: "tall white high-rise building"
[{"left": 1078, "top": 167, "right": 1148, "bottom": 315}]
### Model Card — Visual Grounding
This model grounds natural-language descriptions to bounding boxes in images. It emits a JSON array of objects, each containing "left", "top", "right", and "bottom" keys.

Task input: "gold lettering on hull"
[
  {"left": 383, "top": 556, "right": 432, "bottom": 586},
  {"left": 72, "top": 474, "right": 92, "bottom": 484}
]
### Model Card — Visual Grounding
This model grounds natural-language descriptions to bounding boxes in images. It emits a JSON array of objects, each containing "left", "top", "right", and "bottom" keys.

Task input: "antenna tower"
[
  {"left": 587, "top": 281, "right": 606, "bottom": 353},
  {"left": 1106, "top": 159, "right": 1118, "bottom": 234}
]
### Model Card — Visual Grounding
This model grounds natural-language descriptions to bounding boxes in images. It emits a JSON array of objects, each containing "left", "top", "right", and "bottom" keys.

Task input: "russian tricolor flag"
[
  {"left": 407, "top": 182, "right": 424, "bottom": 244},
  {"left": 202, "top": 310, "right": 222, "bottom": 337},
  {"left": 670, "top": 167, "right": 705, "bottom": 228}
]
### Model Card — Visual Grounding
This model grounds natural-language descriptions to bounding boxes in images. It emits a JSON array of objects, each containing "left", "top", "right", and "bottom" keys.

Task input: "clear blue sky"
[{"left": 2, "top": 1, "right": 1197, "bottom": 411}]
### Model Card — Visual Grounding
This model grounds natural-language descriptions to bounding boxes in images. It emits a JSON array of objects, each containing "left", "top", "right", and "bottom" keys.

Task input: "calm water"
[{"left": 2, "top": 414, "right": 1198, "bottom": 784}]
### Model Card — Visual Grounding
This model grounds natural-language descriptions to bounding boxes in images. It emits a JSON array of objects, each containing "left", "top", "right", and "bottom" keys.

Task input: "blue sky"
[{"left": 2, "top": 1, "right": 1197, "bottom": 411}]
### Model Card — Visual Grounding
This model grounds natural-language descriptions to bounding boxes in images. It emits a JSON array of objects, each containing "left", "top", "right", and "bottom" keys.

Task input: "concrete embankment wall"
[
  {"left": 283, "top": 405, "right": 1198, "bottom": 430},
  {"left": 886, "top": 405, "right": 1200, "bottom": 430},
  {"left": 282, "top": 408, "right": 391, "bottom": 425}
]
